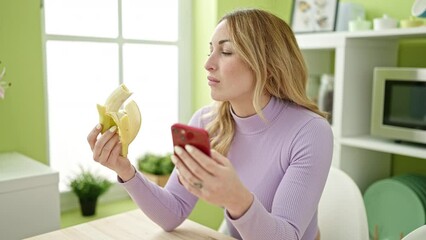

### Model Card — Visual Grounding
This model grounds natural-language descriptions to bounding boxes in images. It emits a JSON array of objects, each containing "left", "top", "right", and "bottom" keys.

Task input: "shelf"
[
  {"left": 296, "top": 26, "right": 426, "bottom": 49},
  {"left": 296, "top": 32, "right": 345, "bottom": 49},
  {"left": 340, "top": 136, "right": 426, "bottom": 159},
  {"left": 344, "top": 26, "right": 426, "bottom": 39}
]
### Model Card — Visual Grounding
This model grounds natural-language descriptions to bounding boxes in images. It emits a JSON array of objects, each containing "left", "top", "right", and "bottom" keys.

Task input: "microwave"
[{"left": 371, "top": 67, "right": 426, "bottom": 145}]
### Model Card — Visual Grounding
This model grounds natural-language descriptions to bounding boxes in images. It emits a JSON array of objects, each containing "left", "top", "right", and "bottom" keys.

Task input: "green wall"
[
  {"left": 192, "top": 0, "right": 218, "bottom": 110},
  {"left": 0, "top": 0, "right": 48, "bottom": 164}
]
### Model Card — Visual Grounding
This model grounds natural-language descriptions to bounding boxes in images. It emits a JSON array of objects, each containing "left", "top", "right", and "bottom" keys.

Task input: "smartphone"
[{"left": 171, "top": 123, "right": 211, "bottom": 156}]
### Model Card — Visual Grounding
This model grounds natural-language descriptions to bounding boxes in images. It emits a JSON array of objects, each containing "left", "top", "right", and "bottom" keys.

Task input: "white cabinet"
[
  {"left": 0, "top": 152, "right": 60, "bottom": 240},
  {"left": 296, "top": 27, "right": 426, "bottom": 192}
]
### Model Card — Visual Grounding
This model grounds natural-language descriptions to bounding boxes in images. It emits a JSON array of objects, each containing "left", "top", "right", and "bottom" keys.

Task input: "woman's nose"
[{"left": 204, "top": 55, "right": 216, "bottom": 71}]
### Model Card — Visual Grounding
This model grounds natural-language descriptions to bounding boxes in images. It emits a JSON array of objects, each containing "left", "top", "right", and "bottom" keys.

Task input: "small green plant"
[
  {"left": 69, "top": 167, "right": 112, "bottom": 201},
  {"left": 137, "top": 153, "right": 174, "bottom": 175}
]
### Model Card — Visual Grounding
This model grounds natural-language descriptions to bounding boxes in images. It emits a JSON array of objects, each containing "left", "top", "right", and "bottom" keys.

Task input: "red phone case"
[{"left": 171, "top": 123, "right": 211, "bottom": 156}]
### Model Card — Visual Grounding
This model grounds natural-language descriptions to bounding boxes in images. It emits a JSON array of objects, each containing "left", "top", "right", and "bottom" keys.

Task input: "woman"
[{"left": 87, "top": 9, "right": 333, "bottom": 240}]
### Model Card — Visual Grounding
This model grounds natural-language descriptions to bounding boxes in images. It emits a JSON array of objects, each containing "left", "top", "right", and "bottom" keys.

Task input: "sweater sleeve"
[
  {"left": 227, "top": 118, "right": 333, "bottom": 239},
  {"left": 118, "top": 107, "right": 210, "bottom": 231},
  {"left": 119, "top": 169, "right": 199, "bottom": 231}
]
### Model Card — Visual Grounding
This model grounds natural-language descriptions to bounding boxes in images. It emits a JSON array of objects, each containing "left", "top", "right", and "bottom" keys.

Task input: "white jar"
[{"left": 373, "top": 14, "right": 398, "bottom": 30}]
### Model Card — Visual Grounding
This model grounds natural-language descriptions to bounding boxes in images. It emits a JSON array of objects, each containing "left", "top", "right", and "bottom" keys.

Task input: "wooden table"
[{"left": 25, "top": 209, "right": 235, "bottom": 240}]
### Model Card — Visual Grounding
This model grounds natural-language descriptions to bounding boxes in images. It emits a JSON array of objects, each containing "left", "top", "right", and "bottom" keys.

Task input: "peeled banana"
[{"left": 97, "top": 84, "right": 141, "bottom": 157}]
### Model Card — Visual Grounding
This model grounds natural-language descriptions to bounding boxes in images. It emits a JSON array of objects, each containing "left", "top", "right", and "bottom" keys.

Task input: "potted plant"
[
  {"left": 137, "top": 153, "right": 174, "bottom": 187},
  {"left": 69, "top": 167, "right": 112, "bottom": 216}
]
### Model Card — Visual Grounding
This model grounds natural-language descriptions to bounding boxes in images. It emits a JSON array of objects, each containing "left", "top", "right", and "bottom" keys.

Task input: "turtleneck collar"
[{"left": 230, "top": 96, "right": 287, "bottom": 135}]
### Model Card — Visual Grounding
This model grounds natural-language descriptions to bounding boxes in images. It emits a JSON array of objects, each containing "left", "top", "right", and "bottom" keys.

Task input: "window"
[{"left": 42, "top": 0, "right": 191, "bottom": 191}]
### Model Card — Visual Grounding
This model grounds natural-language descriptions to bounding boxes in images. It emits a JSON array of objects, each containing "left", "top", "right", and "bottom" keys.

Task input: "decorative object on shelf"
[
  {"left": 400, "top": 16, "right": 424, "bottom": 28},
  {"left": 137, "top": 152, "right": 174, "bottom": 187},
  {"left": 290, "top": 0, "right": 339, "bottom": 33},
  {"left": 0, "top": 61, "right": 11, "bottom": 100},
  {"left": 412, "top": 0, "right": 426, "bottom": 18},
  {"left": 373, "top": 14, "right": 398, "bottom": 31},
  {"left": 318, "top": 74, "right": 334, "bottom": 124},
  {"left": 335, "top": 2, "right": 365, "bottom": 31},
  {"left": 348, "top": 17, "right": 372, "bottom": 32},
  {"left": 69, "top": 166, "right": 112, "bottom": 216}
]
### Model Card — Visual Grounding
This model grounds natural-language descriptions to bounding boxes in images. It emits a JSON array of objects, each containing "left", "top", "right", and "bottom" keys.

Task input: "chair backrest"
[
  {"left": 318, "top": 167, "right": 369, "bottom": 240},
  {"left": 401, "top": 225, "right": 426, "bottom": 240}
]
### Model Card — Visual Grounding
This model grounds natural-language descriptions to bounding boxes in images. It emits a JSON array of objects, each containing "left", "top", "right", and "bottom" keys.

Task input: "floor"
[{"left": 61, "top": 197, "right": 224, "bottom": 230}]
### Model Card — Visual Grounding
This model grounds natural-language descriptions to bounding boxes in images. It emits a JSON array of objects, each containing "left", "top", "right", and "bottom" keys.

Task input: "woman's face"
[{"left": 204, "top": 20, "right": 255, "bottom": 104}]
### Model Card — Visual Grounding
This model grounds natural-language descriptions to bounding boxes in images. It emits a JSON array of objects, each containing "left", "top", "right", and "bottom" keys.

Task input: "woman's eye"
[{"left": 207, "top": 51, "right": 231, "bottom": 56}]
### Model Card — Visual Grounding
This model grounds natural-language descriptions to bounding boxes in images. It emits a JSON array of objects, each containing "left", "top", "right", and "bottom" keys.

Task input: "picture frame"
[{"left": 290, "top": 0, "right": 339, "bottom": 33}]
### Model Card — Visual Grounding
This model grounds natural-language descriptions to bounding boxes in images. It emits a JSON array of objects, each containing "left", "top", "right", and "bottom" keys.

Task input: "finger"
[
  {"left": 178, "top": 171, "right": 203, "bottom": 195},
  {"left": 98, "top": 134, "right": 120, "bottom": 164},
  {"left": 171, "top": 155, "right": 192, "bottom": 182},
  {"left": 98, "top": 134, "right": 120, "bottom": 165},
  {"left": 171, "top": 154, "right": 202, "bottom": 187},
  {"left": 173, "top": 165, "right": 183, "bottom": 185},
  {"left": 108, "top": 141, "right": 122, "bottom": 162},
  {"left": 184, "top": 145, "right": 222, "bottom": 174},
  {"left": 93, "top": 126, "right": 118, "bottom": 159},
  {"left": 87, "top": 124, "right": 102, "bottom": 150},
  {"left": 174, "top": 146, "right": 212, "bottom": 180}
]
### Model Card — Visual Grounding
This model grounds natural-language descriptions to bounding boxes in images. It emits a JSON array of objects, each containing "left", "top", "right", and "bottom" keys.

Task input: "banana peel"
[{"left": 97, "top": 84, "right": 141, "bottom": 157}]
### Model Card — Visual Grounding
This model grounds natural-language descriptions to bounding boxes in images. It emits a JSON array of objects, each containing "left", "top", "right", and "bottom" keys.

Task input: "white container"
[
  {"left": 0, "top": 152, "right": 60, "bottom": 239},
  {"left": 349, "top": 17, "right": 372, "bottom": 31},
  {"left": 373, "top": 14, "right": 398, "bottom": 30}
]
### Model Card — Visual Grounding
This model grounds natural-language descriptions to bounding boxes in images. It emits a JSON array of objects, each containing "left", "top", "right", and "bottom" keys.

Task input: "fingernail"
[
  {"left": 109, "top": 126, "right": 117, "bottom": 132},
  {"left": 185, "top": 145, "right": 194, "bottom": 153},
  {"left": 96, "top": 124, "right": 102, "bottom": 130},
  {"left": 171, "top": 155, "right": 178, "bottom": 164},
  {"left": 174, "top": 146, "right": 183, "bottom": 155},
  {"left": 176, "top": 168, "right": 180, "bottom": 176}
]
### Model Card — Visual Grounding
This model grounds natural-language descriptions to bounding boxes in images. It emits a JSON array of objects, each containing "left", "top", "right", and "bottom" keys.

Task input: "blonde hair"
[{"left": 206, "top": 9, "right": 326, "bottom": 155}]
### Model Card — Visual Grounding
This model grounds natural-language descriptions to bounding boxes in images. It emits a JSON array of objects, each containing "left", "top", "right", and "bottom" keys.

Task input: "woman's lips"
[{"left": 208, "top": 76, "right": 220, "bottom": 86}]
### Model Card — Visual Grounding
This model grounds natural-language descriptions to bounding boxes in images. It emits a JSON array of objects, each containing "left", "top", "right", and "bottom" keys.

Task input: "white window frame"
[{"left": 41, "top": 0, "right": 192, "bottom": 210}]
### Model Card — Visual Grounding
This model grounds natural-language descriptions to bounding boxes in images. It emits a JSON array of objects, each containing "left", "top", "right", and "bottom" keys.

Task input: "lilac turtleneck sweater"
[{"left": 120, "top": 97, "right": 333, "bottom": 240}]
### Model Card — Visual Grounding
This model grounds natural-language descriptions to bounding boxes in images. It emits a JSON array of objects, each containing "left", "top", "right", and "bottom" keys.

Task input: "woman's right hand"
[{"left": 87, "top": 124, "right": 136, "bottom": 181}]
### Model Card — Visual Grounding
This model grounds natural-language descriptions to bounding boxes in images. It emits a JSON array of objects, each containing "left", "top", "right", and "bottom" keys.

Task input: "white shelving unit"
[{"left": 296, "top": 27, "right": 426, "bottom": 192}]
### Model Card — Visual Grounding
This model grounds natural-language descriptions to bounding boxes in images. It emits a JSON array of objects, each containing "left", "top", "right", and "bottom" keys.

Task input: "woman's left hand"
[{"left": 171, "top": 145, "right": 253, "bottom": 219}]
